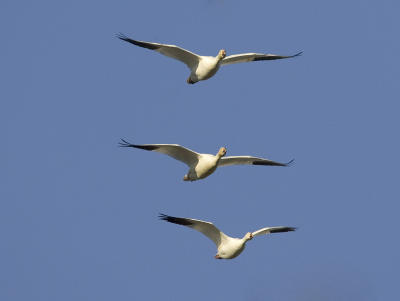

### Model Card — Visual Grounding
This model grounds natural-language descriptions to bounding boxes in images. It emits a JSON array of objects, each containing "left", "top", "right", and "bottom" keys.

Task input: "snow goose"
[
  {"left": 117, "top": 33, "right": 302, "bottom": 84},
  {"left": 119, "top": 139, "right": 293, "bottom": 181},
  {"left": 160, "top": 214, "right": 296, "bottom": 259}
]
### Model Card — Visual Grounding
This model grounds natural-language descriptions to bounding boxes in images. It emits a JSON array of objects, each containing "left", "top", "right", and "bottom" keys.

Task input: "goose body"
[
  {"left": 117, "top": 34, "right": 302, "bottom": 84},
  {"left": 119, "top": 139, "right": 293, "bottom": 181},
  {"left": 190, "top": 153, "right": 220, "bottom": 180},
  {"left": 189, "top": 55, "right": 222, "bottom": 83},
  {"left": 217, "top": 237, "right": 247, "bottom": 259},
  {"left": 160, "top": 214, "right": 296, "bottom": 259}
]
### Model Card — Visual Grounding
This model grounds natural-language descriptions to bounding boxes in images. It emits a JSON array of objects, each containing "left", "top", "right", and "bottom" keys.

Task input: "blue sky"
[{"left": 1, "top": 0, "right": 399, "bottom": 300}]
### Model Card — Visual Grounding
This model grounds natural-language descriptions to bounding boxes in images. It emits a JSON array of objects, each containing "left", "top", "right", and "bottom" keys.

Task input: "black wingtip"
[
  {"left": 118, "top": 138, "right": 132, "bottom": 147},
  {"left": 285, "top": 159, "right": 295, "bottom": 166},
  {"left": 116, "top": 32, "right": 130, "bottom": 42},
  {"left": 270, "top": 226, "right": 297, "bottom": 233},
  {"left": 293, "top": 51, "right": 303, "bottom": 57},
  {"left": 252, "top": 158, "right": 294, "bottom": 167},
  {"left": 118, "top": 139, "right": 159, "bottom": 151},
  {"left": 159, "top": 214, "right": 193, "bottom": 226},
  {"left": 116, "top": 34, "right": 160, "bottom": 50},
  {"left": 159, "top": 213, "right": 168, "bottom": 220}
]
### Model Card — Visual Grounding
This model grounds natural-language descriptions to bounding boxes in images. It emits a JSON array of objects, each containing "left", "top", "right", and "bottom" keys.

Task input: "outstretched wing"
[
  {"left": 117, "top": 33, "right": 200, "bottom": 69},
  {"left": 218, "top": 156, "right": 294, "bottom": 167},
  {"left": 119, "top": 139, "right": 199, "bottom": 167},
  {"left": 252, "top": 226, "right": 296, "bottom": 237},
  {"left": 221, "top": 51, "right": 302, "bottom": 66},
  {"left": 159, "top": 214, "right": 228, "bottom": 247}
]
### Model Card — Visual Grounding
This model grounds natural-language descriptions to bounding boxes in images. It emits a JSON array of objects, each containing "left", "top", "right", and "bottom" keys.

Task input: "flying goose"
[
  {"left": 119, "top": 139, "right": 293, "bottom": 181},
  {"left": 117, "top": 33, "right": 302, "bottom": 84},
  {"left": 160, "top": 214, "right": 296, "bottom": 259}
]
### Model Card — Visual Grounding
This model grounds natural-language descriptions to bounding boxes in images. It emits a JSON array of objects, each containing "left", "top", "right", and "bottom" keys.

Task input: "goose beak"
[{"left": 214, "top": 254, "right": 222, "bottom": 259}]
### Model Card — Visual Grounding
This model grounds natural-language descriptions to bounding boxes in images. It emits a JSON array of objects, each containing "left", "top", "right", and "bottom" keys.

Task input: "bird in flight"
[
  {"left": 117, "top": 34, "right": 302, "bottom": 84},
  {"left": 119, "top": 139, "right": 293, "bottom": 181},
  {"left": 160, "top": 214, "right": 296, "bottom": 259}
]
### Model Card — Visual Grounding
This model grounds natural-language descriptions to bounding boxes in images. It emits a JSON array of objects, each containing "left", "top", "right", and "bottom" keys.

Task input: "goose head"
[
  {"left": 217, "top": 49, "right": 226, "bottom": 60},
  {"left": 217, "top": 147, "right": 227, "bottom": 158},
  {"left": 244, "top": 232, "right": 253, "bottom": 242}
]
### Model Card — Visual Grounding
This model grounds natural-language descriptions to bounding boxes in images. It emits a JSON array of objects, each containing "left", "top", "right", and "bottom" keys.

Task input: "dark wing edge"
[
  {"left": 253, "top": 158, "right": 295, "bottom": 167},
  {"left": 253, "top": 51, "right": 303, "bottom": 61},
  {"left": 269, "top": 226, "right": 297, "bottom": 233},
  {"left": 159, "top": 214, "right": 194, "bottom": 226},
  {"left": 117, "top": 33, "right": 161, "bottom": 51},
  {"left": 118, "top": 138, "right": 159, "bottom": 151}
]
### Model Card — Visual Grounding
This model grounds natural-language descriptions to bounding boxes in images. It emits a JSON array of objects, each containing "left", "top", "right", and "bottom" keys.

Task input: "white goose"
[
  {"left": 117, "top": 34, "right": 302, "bottom": 84},
  {"left": 119, "top": 139, "right": 293, "bottom": 181},
  {"left": 160, "top": 214, "right": 296, "bottom": 259}
]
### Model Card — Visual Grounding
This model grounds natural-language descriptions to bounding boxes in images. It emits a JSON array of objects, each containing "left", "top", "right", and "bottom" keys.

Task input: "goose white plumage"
[
  {"left": 117, "top": 33, "right": 302, "bottom": 84},
  {"left": 119, "top": 139, "right": 293, "bottom": 181},
  {"left": 160, "top": 214, "right": 296, "bottom": 259}
]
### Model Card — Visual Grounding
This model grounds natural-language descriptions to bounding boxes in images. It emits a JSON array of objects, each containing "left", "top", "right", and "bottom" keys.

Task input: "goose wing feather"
[
  {"left": 221, "top": 51, "right": 302, "bottom": 66},
  {"left": 119, "top": 139, "right": 199, "bottom": 166},
  {"left": 118, "top": 34, "right": 200, "bottom": 69},
  {"left": 159, "top": 214, "right": 228, "bottom": 247},
  {"left": 218, "top": 156, "right": 294, "bottom": 167},
  {"left": 252, "top": 226, "right": 296, "bottom": 237}
]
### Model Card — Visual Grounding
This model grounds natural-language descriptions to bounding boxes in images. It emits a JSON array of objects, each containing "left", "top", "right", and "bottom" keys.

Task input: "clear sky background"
[{"left": 1, "top": 0, "right": 399, "bottom": 300}]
